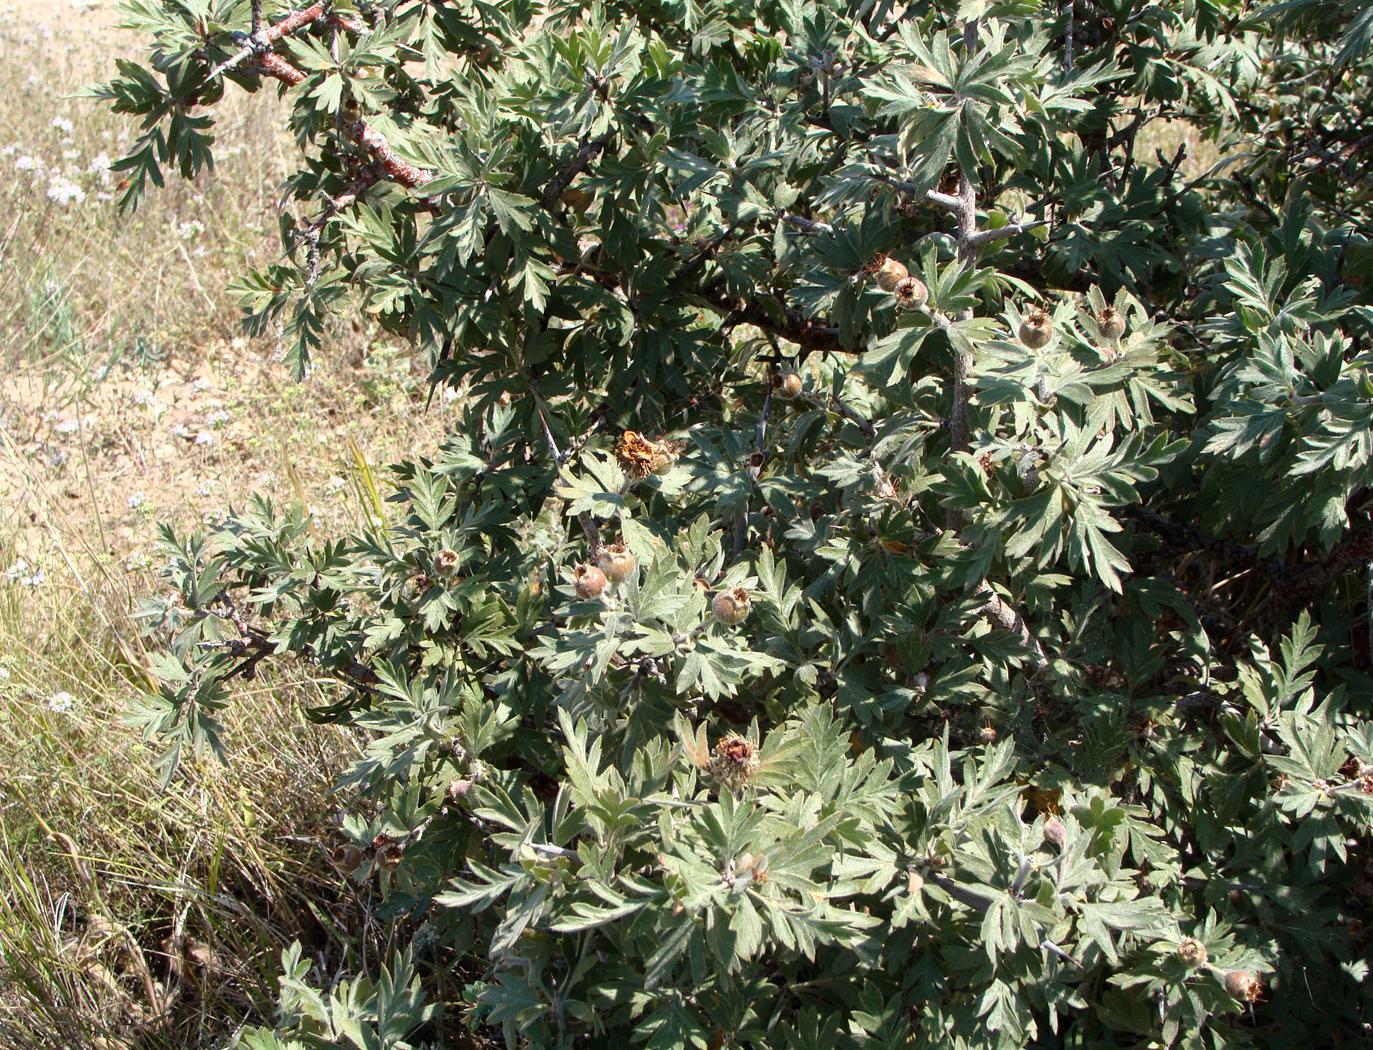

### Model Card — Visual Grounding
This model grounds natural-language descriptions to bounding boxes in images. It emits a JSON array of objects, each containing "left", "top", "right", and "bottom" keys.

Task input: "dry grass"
[{"left": 0, "top": 3, "right": 457, "bottom": 1046}]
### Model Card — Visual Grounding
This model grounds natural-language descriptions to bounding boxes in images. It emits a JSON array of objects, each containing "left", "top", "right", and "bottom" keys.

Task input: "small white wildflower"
[
  {"left": 14, "top": 154, "right": 41, "bottom": 172},
  {"left": 196, "top": 479, "right": 217, "bottom": 497},
  {"left": 46, "top": 176, "right": 86, "bottom": 207},
  {"left": 207, "top": 409, "right": 231, "bottom": 427},
  {"left": 194, "top": 430, "right": 216, "bottom": 447},
  {"left": 128, "top": 490, "right": 146, "bottom": 510},
  {"left": 50, "top": 117, "right": 74, "bottom": 137},
  {"left": 131, "top": 388, "right": 156, "bottom": 406},
  {"left": 0, "top": 666, "right": 11, "bottom": 681},
  {"left": 326, "top": 475, "right": 347, "bottom": 493},
  {"left": 88, "top": 151, "right": 110, "bottom": 174},
  {"left": 191, "top": 377, "right": 212, "bottom": 392},
  {"left": 0, "top": 144, "right": 18, "bottom": 158},
  {"left": 125, "top": 551, "right": 151, "bottom": 572},
  {"left": 21, "top": 568, "right": 46, "bottom": 588},
  {"left": 54, "top": 418, "right": 80, "bottom": 435},
  {"left": 170, "top": 423, "right": 191, "bottom": 438},
  {"left": 3, "top": 559, "right": 29, "bottom": 582},
  {"left": 61, "top": 148, "right": 78, "bottom": 162},
  {"left": 47, "top": 691, "right": 75, "bottom": 713},
  {"left": 177, "top": 220, "right": 204, "bottom": 241},
  {"left": 442, "top": 386, "right": 460, "bottom": 403}
]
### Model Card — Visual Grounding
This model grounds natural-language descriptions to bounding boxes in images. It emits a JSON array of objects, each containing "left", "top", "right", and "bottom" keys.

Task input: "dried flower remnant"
[
  {"left": 708, "top": 734, "right": 761, "bottom": 791},
  {"left": 615, "top": 431, "right": 679, "bottom": 477}
]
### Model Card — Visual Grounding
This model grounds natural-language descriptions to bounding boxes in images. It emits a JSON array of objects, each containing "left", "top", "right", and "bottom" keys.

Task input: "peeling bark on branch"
[
  {"left": 967, "top": 218, "right": 1050, "bottom": 247},
  {"left": 206, "top": 2, "right": 326, "bottom": 80},
  {"left": 976, "top": 582, "right": 1050, "bottom": 671},
  {"left": 351, "top": 120, "right": 434, "bottom": 188}
]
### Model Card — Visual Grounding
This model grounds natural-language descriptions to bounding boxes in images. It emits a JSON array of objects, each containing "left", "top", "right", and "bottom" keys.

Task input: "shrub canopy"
[{"left": 101, "top": 0, "right": 1373, "bottom": 1045}]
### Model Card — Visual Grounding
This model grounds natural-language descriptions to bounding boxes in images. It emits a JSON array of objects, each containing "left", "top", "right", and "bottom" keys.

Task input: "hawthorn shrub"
[{"left": 98, "top": 0, "right": 1373, "bottom": 1046}]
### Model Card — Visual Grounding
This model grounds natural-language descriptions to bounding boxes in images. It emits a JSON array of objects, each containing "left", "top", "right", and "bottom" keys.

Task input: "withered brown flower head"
[
  {"left": 615, "top": 430, "right": 680, "bottom": 477},
  {"left": 708, "top": 733, "right": 761, "bottom": 790}
]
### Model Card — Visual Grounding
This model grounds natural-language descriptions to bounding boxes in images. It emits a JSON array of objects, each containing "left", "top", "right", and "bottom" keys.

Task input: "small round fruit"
[
  {"left": 873, "top": 254, "right": 909, "bottom": 293},
  {"left": 1043, "top": 816, "right": 1067, "bottom": 848},
  {"left": 1019, "top": 308, "right": 1053, "bottom": 349},
  {"left": 894, "top": 276, "right": 928, "bottom": 311},
  {"left": 1223, "top": 970, "right": 1262, "bottom": 1002},
  {"left": 332, "top": 844, "right": 363, "bottom": 871},
  {"left": 1177, "top": 937, "right": 1208, "bottom": 968},
  {"left": 1097, "top": 306, "right": 1126, "bottom": 340},
  {"left": 772, "top": 371, "right": 803, "bottom": 400},
  {"left": 434, "top": 547, "right": 460, "bottom": 576},
  {"left": 712, "top": 587, "right": 752, "bottom": 625},
  {"left": 596, "top": 543, "right": 637, "bottom": 584},
  {"left": 573, "top": 563, "right": 607, "bottom": 599}
]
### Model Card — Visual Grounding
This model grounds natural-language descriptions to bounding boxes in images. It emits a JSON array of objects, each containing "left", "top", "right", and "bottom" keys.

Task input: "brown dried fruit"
[
  {"left": 1019, "top": 307, "right": 1053, "bottom": 349},
  {"left": 434, "top": 547, "right": 460, "bottom": 576},
  {"left": 596, "top": 542, "right": 637, "bottom": 584},
  {"left": 712, "top": 587, "right": 752, "bottom": 625},
  {"left": 871, "top": 253, "right": 909, "bottom": 293},
  {"left": 1097, "top": 306, "right": 1126, "bottom": 340},
  {"left": 894, "top": 275, "right": 928, "bottom": 310},
  {"left": 772, "top": 371, "right": 804, "bottom": 400},
  {"left": 1223, "top": 970, "right": 1263, "bottom": 1002},
  {"left": 1177, "top": 937, "right": 1208, "bottom": 967},
  {"left": 573, "top": 563, "right": 607, "bottom": 599},
  {"left": 1043, "top": 816, "right": 1067, "bottom": 848},
  {"left": 332, "top": 844, "right": 364, "bottom": 871}
]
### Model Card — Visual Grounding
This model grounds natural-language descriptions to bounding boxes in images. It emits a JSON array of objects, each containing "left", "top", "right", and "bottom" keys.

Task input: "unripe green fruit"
[
  {"left": 1019, "top": 308, "right": 1052, "bottom": 349},
  {"left": 596, "top": 543, "right": 637, "bottom": 584},
  {"left": 712, "top": 587, "right": 751, "bottom": 625},
  {"left": 574, "top": 563, "right": 607, "bottom": 599}
]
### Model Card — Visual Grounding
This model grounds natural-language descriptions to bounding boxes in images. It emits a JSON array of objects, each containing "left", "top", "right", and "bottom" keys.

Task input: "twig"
[
  {"left": 947, "top": 168, "right": 977, "bottom": 455},
  {"left": 732, "top": 388, "right": 772, "bottom": 560},
  {"left": 976, "top": 582, "right": 1049, "bottom": 671},
  {"left": 871, "top": 172, "right": 964, "bottom": 213},
  {"left": 205, "top": 2, "right": 326, "bottom": 81},
  {"left": 966, "top": 218, "right": 1051, "bottom": 247},
  {"left": 780, "top": 213, "right": 834, "bottom": 235},
  {"left": 540, "top": 132, "right": 613, "bottom": 209}
]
